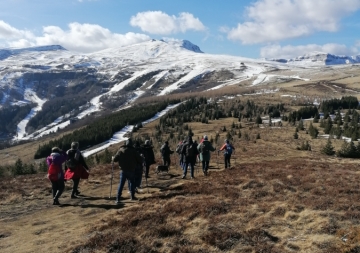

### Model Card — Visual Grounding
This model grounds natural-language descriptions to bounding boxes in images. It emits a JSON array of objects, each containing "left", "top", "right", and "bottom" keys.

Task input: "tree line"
[{"left": 34, "top": 99, "right": 180, "bottom": 159}]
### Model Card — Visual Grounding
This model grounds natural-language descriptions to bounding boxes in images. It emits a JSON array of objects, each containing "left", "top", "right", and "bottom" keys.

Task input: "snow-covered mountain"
[
  {"left": 0, "top": 39, "right": 332, "bottom": 141},
  {"left": 270, "top": 52, "right": 360, "bottom": 66}
]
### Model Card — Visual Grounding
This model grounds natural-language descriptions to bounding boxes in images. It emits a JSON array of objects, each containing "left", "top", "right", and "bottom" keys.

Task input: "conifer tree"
[
  {"left": 321, "top": 139, "right": 335, "bottom": 156},
  {"left": 308, "top": 123, "right": 319, "bottom": 139}
]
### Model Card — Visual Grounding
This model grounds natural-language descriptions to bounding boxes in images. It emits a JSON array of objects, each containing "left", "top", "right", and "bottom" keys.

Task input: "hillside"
[
  {"left": 1, "top": 114, "right": 360, "bottom": 252},
  {"left": 2, "top": 39, "right": 360, "bottom": 145}
]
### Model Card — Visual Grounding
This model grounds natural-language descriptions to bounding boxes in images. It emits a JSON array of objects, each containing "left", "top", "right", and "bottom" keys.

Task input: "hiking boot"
[
  {"left": 191, "top": 176, "right": 195, "bottom": 179},
  {"left": 203, "top": 171, "right": 206, "bottom": 176},
  {"left": 53, "top": 199, "right": 60, "bottom": 205},
  {"left": 130, "top": 196, "right": 138, "bottom": 201},
  {"left": 71, "top": 195, "right": 77, "bottom": 199},
  {"left": 181, "top": 175, "right": 185, "bottom": 179},
  {"left": 115, "top": 200, "right": 121, "bottom": 205},
  {"left": 75, "top": 190, "right": 81, "bottom": 195}
]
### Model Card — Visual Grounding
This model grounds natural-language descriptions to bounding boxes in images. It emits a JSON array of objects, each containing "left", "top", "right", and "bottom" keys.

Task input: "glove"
[{"left": 111, "top": 156, "right": 114, "bottom": 162}]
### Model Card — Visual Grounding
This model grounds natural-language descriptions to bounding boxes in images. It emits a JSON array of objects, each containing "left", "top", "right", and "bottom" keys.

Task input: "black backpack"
[
  {"left": 66, "top": 157, "right": 78, "bottom": 170},
  {"left": 185, "top": 143, "right": 197, "bottom": 157}
]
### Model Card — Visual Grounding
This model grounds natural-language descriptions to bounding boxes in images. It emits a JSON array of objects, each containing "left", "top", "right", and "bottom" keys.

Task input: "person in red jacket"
[
  {"left": 219, "top": 139, "right": 235, "bottom": 169},
  {"left": 64, "top": 142, "right": 90, "bottom": 198}
]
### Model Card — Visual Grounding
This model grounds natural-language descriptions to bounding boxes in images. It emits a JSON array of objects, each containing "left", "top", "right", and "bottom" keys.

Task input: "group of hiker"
[
  {"left": 46, "top": 142, "right": 89, "bottom": 205},
  {"left": 171, "top": 135, "right": 235, "bottom": 178},
  {"left": 47, "top": 136, "right": 234, "bottom": 205}
]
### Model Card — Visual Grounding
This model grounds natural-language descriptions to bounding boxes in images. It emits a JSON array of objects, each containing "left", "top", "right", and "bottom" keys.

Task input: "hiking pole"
[
  {"left": 109, "top": 161, "right": 114, "bottom": 199},
  {"left": 217, "top": 150, "right": 219, "bottom": 169}
]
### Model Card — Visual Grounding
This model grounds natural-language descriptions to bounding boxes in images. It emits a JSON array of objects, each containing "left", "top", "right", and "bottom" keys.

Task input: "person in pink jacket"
[{"left": 46, "top": 147, "right": 68, "bottom": 205}]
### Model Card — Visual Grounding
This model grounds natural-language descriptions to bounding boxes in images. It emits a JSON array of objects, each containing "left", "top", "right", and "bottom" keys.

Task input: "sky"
[{"left": 1, "top": 0, "right": 360, "bottom": 59}]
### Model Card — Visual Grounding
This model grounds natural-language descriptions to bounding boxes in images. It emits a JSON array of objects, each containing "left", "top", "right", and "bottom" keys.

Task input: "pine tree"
[
  {"left": 321, "top": 139, "right": 335, "bottom": 156},
  {"left": 308, "top": 123, "right": 319, "bottom": 139},
  {"left": 255, "top": 115, "right": 262, "bottom": 124},
  {"left": 293, "top": 131, "right": 299, "bottom": 139}
]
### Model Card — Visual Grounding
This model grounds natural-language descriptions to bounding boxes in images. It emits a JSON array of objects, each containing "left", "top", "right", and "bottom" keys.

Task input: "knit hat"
[
  {"left": 145, "top": 140, "right": 150, "bottom": 145},
  {"left": 52, "top": 147, "right": 61, "bottom": 153},
  {"left": 71, "top": 142, "right": 79, "bottom": 149},
  {"left": 204, "top": 135, "right": 208, "bottom": 140}
]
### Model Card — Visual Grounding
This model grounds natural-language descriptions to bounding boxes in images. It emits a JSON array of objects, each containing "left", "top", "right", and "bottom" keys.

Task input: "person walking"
[
  {"left": 160, "top": 141, "right": 174, "bottom": 167},
  {"left": 176, "top": 139, "right": 186, "bottom": 169},
  {"left": 64, "top": 142, "right": 90, "bottom": 198},
  {"left": 112, "top": 138, "right": 142, "bottom": 203},
  {"left": 133, "top": 141, "right": 144, "bottom": 193},
  {"left": 219, "top": 139, "right": 235, "bottom": 169},
  {"left": 142, "top": 140, "right": 155, "bottom": 178},
  {"left": 197, "top": 135, "right": 216, "bottom": 176},
  {"left": 181, "top": 136, "right": 199, "bottom": 179},
  {"left": 47, "top": 147, "right": 67, "bottom": 205}
]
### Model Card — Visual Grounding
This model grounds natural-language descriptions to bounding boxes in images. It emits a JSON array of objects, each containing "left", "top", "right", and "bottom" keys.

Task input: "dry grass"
[{"left": 2, "top": 71, "right": 360, "bottom": 252}]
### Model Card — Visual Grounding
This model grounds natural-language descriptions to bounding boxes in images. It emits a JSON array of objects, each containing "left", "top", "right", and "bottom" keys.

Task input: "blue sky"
[{"left": 1, "top": 0, "right": 360, "bottom": 59}]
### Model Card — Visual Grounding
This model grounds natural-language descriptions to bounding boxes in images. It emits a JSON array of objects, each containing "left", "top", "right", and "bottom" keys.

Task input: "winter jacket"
[
  {"left": 141, "top": 144, "right": 155, "bottom": 166},
  {"left": 219, "top": 143, "right": 235, "bottom": 155},
  {"left": 64, "top": 148, "right": 89, "bottom": 180},
  {"left": 181, "top": 140, "right": 199, "bottom": 164},
  {"left": 197, "top": 140, "right": 216, "bottom": 162},
  {"left": 46, "top": 151, "right": 68, "bottom": 180},
  {"left": 113, "top": 145, "right": 142, "bottom": 171},
  {"left": 160, "top": 144, "right": 174, "bottom": 158}
]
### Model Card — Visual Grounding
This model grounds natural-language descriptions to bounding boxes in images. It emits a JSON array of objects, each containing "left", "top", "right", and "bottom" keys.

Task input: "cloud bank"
[
  {"left": 227, "top": 0, "right": 360, "bottom": 44},
  {"left": 0, "top": 20, "right": 151, "bottom": 53},
  {"left": 130, "top": 11, "right": 206, "bottom": 35}
]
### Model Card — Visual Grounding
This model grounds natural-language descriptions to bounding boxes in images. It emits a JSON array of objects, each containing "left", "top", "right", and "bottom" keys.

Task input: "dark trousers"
[
  {"left": 71, "top": 178, "right": 80, "bottom": 196},
  {"left": 144, "top": 164, "right": 150, "bottom": 178},
  {"left": 183, "top": 161, "right": 195, "bottom": 177},
  {"left": 202, "top": 160, "right": 210, "bottom": 172},
  {"left": 117, "top": 170, "right": 135, "bottom": 199},
  {"left": 51, "top": 180, "right": 65, "bottom": 200},
  {"left": 224, "top": 154, "right": 231, "bottom": 168},
  {"left": 134, "top": 165, "right": 143, "bottom": 188},
  {"left": 162, "top": 156, "right": 171, "bottom": 167}
]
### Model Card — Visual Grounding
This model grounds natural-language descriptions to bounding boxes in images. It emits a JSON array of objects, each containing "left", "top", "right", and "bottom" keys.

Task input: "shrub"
[{"left": 336, "top": 141, "right": 359, "bottom": 158}]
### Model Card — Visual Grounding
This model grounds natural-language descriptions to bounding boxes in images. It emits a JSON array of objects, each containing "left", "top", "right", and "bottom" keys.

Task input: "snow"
[
  {"left": 13, "top": 89, "right": 47, "bottom": 140},
  {"left": 82, "top": 103, "right": 182, "bottom": 157},
  {"left": 0, "top": 39, "right": 356, "bottom": 143}
]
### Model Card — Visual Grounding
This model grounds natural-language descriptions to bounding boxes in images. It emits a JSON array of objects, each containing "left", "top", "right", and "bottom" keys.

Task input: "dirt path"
[{"left": 0, "top": 164, "right": 191, "bottom": 253}]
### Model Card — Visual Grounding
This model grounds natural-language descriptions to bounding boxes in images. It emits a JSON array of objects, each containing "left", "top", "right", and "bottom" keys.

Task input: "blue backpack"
[{"left": 225, "top": 144, "right": 233, "bottom": 155}]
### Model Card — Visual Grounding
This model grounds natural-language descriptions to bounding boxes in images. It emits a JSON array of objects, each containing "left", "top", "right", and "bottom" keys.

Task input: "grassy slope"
[
  {"left": 1, "top": 118, "right": 360, "bottom": 252},
  {"left": 1, "top": 67, "right": 360, "bottom": 252}
]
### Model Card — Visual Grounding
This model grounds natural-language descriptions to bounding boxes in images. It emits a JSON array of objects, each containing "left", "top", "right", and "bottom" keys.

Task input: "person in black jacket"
[
  {"left": 64, "top": 142, "right": 90, "bottom": 199},
  {"left": 181, "top": 136, "right": 199, "bottom": 179},
  {"left": 142, "top": 140, "right": 155, "bottom": 178},
  {"left": 160, "top": 141, "right": 174, "bottom": 167}
]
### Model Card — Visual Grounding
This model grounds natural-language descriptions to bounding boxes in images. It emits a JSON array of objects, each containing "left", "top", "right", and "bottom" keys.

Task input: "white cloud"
[
  {"left": 227, "top": 0, "right": 360, "bottom": 44},
  {"left": 0, "top": 20, "right": 33, "bottom": 40},
  {"left": 130, "top": 11, "right": 206, "bottom": 35},
  {"left": 261, "top": 43, "right": 359, "bottom": 59},
  {"left": 1, "top": 21, "right": 151, "bottom": 53}
]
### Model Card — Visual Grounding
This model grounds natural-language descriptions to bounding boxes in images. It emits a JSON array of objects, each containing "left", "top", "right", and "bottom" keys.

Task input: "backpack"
[
  {"left": 176, "top": 143, "right": 183, "bottom": 154},
  {"left": 66, "top": 157, "right": 79, "bottom": 170},
  {"left": 199, "top": 142, "right": 209, "bottom": 154},
  {"left": 225, "top": 144, "right": 233, "bottom": 155},
  {"left": 185, "top": 143, "right": 197, "bottom": 157},
  {"left": 48, "top": 163, "right": 61, "bottom": 181}
]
